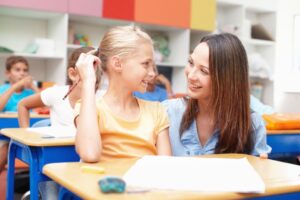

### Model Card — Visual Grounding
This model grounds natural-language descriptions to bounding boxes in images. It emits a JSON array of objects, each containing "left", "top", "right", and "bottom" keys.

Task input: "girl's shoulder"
[
  {"left": 43, "top": 85, "right": 69, "bottom": 93},
  {"left": 41, "top": 85, "right": 69, "bottom": 101}
]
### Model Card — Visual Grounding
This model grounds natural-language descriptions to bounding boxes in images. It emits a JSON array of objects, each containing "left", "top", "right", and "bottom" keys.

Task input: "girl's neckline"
[{"left": 101, "top": 97, "right": 142, "bottom": 123}]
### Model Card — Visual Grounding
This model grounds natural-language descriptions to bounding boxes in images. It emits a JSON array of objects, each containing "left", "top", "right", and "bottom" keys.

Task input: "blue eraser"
[{"left": 98, "top": 176, "right": 126, "bottom": 193}]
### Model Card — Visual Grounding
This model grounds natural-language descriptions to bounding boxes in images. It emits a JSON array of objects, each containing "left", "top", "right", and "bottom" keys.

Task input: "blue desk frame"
[
  {"left": 6, "top": 140, "right": 79, "bottom": 200},
  {"left": 267, "top": 133, "right": 300, "bottom": 158},
  {"left": 0, "top": 117, "right": 45, "bottom": 129},
  {"left": 59, "top": 187, "right": 300, "bottom": 200}
]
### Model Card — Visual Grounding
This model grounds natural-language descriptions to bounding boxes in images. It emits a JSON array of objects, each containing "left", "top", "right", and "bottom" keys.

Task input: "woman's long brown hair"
[{"left": 180, "top": 33, "right": 253, "bottom": 154}]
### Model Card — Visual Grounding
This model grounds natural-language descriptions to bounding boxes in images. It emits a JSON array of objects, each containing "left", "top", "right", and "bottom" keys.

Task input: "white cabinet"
[
  {"left": 216, "top": 0, "right": 277, "bottom": 106},
  {"left": 67, "top": 17, "right": 190, "bottom": 93},
  {"left": 0, "top": 6, "right": 190, "bottom": 93},
  {"left": 0, "top": 7, "right": 68, "bottom": 84},
  {"left": 0, "top": 1, "right": 277, "bottom": 101}
]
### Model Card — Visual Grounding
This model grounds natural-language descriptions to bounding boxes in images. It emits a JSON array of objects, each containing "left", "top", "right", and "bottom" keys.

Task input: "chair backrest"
[{"left": 31, "top": 119, "right": 51, "bottom": 128}]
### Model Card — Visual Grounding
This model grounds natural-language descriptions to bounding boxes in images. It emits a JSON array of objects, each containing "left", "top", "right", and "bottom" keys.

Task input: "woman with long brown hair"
[{"left": 163, "top": 33, "right": 271, "bottom": 156}]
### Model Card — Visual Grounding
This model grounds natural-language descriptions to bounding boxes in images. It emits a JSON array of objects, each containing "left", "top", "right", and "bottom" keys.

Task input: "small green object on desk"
[{"left": 98, "top": 176, "right": 126, "bottom": 193}]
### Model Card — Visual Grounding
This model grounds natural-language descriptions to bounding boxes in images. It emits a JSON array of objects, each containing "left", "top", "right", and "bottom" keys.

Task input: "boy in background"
[{"left": 0, "top": 56, "right": 39, "bottom": 173}]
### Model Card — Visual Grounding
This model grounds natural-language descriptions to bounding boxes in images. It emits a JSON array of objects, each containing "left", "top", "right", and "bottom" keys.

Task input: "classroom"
[{"left": 1, "top": 0, "right": 300, "bottom": 199}]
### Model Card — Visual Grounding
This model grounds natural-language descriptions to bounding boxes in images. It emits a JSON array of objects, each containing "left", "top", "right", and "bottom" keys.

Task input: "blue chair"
[{"left": 31, "top": 119, "right": 51, "bottom": 128}]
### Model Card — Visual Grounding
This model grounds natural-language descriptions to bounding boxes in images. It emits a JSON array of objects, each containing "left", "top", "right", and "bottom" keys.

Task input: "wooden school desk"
[
  {"left": 43, "top": 154, "right": 300, "bottom": 200},
  {"left": 0, "top": 128, "right": 79, "bottom": 200},
  {"left": 267, "top": 130, "right": 300, "bottom": 156},
  {"left": 0, "top": 112, "right": 49, "bottom": 142}
]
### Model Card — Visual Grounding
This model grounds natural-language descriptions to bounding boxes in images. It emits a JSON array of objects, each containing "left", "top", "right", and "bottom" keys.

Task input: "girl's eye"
[
  {"left": 188, "top": 59, "right": 193, "bottom": 66},
  {"left": 142, "top": 61, "right": 150, "bottom": 67}
]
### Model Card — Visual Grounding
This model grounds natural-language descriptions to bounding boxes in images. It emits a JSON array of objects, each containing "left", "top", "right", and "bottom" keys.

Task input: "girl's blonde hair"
[{"left": 99, "top": 25, "right": 153, "bottom": 71}]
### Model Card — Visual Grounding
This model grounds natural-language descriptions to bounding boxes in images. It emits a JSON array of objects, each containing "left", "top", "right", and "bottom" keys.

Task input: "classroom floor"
[
  {"left": 0, "top": 170, "right": 25, "bottom": 200},
  {"left": 0, "top": 170, "right": 6, "bottom": 199}
]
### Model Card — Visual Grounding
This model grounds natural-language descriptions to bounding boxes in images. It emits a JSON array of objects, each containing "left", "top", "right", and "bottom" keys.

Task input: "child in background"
[
  {"left": 134, "top": 64, "right": 174, "bottom": 102},
  {"left": 0, "top": 56, "right": 39, "bottom": 173},
  {"left": 75, "top": 25, "right": 172, "bottom": 163},
  {"left": 0, "top": 56, "right": 39, "bottom": 112},
  {"left": 16, "top": 47, "right": 98, "bottom": 199},
  {"left": 163, "top": 33, "right": 271, "bottom": 157},
  {"left": 18, "top": 47, "right": 97, "bottom": 128}
]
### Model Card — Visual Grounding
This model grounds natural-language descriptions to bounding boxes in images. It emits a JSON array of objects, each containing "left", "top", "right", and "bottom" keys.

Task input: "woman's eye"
[
  {"left": 201, "top": 68, "right": 209, "bottom": 75},
  {"left": 188, "top": 59, "right": 193, "bottom": 65}
]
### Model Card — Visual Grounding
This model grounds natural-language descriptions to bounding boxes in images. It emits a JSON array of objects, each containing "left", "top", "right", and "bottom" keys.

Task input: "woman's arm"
[
  {"left": 156, "top": 128, "right": 172, "bottom": 156},
  {"left": 251, "top": 112, "right": 272, "bottom": 157},
  {"left": 18, "top": 93, "right": 45, "bottom": 127},
  {"left": 75, "top": 52, "right": 102, "bottom": 163}
]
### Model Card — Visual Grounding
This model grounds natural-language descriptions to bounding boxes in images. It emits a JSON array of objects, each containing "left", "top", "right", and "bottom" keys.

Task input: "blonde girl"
[{"left": 75, "top": 25, "right": 172, "bottom": 162}]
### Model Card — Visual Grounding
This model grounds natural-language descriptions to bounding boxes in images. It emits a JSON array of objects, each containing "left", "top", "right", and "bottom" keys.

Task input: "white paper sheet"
[
  {"left": 27, "top": 126, "right": 76, "bottom": 138},
  {"left": 123, "top": 156, "right": 265, "bottom": 193}
]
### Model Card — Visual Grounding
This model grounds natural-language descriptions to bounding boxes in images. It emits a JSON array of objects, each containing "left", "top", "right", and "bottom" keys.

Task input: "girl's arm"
[
  {"left": 156, "top": 128, "right": 172, "bottom": 156},
  {"left": 75, "top": 53, "right": 102, "bottom": 163},
  {"left": 18, "top": 93, "right": 45, "bottom": 127}
]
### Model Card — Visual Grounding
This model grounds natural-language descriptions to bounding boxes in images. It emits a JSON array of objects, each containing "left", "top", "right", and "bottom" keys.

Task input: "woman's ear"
[
  {"left": 110, "top": 56, "right": 122, "bottom": 73},
  {"left": 68, "top": 68, "right": 79, "bottom": 82}
]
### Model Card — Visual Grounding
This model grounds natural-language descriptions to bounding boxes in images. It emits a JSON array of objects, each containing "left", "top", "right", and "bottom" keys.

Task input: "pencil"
[{"left": 62, "top": 79, "right": 80, "bottom": 100}]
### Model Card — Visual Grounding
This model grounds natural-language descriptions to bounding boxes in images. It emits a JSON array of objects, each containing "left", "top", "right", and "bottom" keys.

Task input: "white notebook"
[
  {"left": 27, "top": 126, "right": 76, "bottom": 138},
  {"left": 123, "top": 156, "right": 265, "bottom": 193}
]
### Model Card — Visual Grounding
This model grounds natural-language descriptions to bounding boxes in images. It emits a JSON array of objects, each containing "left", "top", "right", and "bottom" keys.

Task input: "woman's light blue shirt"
[{"left": 162, "top": 98, "right": 272, "bottom": 156}]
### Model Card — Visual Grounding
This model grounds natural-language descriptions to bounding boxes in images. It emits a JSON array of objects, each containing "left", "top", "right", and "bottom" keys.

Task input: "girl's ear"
[
  {"left": 110, "top": 56, "right": 122, "bottom": 73},
  {"left": 68, "top": 67, "right": 79, "bottom": 82}
]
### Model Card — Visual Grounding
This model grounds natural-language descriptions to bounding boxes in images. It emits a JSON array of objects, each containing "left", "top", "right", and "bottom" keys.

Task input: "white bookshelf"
[
  {"left": 68, "top": 15, "right": 190, "bottom": 93},
  {"left": 0, "top": 2, "right": 278, "bottom": 99},
  {"left": 215, "top": 0, "right": 277, "bottom": 106},
  {"left": 0, "top": 6, "right": 67, "bottom": 84},
  {"left": 67, "top": 44, "right": 84, "bottom": 51}
]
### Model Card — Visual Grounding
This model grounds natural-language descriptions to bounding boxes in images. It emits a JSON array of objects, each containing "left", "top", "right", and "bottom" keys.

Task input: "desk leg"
[
  {"left": 28, "top": 147, "right": 40, "bottom": 200},
  {"left": 6, "top": 142, "right": 16, "bottom": 200}
]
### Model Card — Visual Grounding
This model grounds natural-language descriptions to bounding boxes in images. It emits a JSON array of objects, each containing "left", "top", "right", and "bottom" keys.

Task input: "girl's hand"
[{"left": 76, "top": 51, "right": 101, "bottom": 84}]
